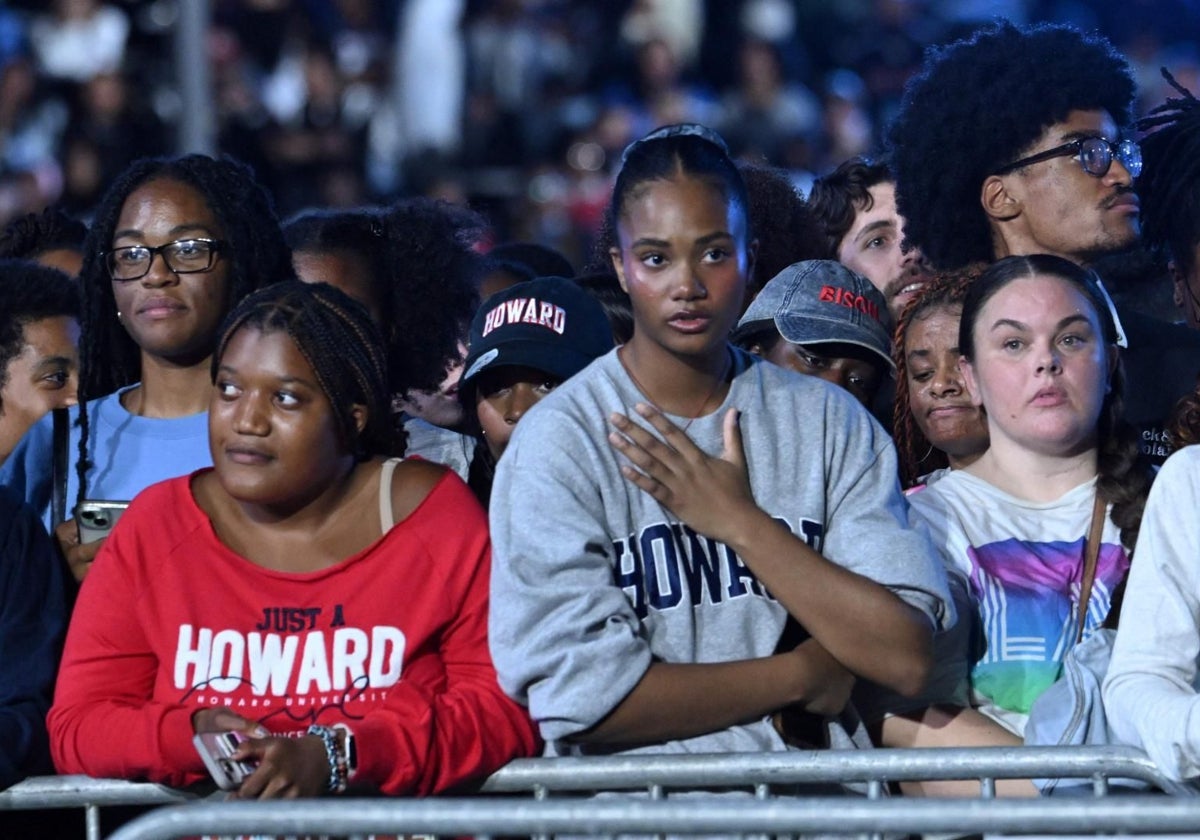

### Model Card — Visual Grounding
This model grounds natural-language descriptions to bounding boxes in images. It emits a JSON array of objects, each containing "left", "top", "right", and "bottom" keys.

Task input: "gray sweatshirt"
[{"left": 489, "top": 347, "right": 951, "bottom": 756}]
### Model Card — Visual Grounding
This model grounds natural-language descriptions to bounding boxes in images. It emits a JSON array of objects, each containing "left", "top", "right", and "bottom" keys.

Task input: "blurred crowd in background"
[{"left": 2, "top": 0, "right": 1199, "bottom": 270}]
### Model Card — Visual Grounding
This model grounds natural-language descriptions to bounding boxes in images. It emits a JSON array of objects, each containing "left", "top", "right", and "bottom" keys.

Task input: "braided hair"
[
  {"left": 959, "top": 255, "right": 1153, "bottom": 554},
  {"left": 0, "top": 207, "right": 87, "bottom": 261},
  {"left": 892, "top": 264, "right": 985, "bottom": 489},
  {"left": 73, "top": 154, "right": 291, "bottom": 507},
  {"left": 1137, "top": 69, "right": 1200, "bottom": 279},
  {"left": 213, "top": 281, "right": 397, "bottom": 459}
]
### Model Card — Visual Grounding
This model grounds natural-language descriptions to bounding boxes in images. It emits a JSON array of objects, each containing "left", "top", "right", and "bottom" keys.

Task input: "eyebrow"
[
  {"left": 989, "top": 313, "right": 1093, "bottom": 332},
  {"left": 216, "top": 364, "right": 318, "bottom": 387},
  {"left": 32, "top": 355, "right": 75, "bottom": 370},
  {"left": 113, "top": 223, "right": 216, "bottom": 241},
  {"left": 853, "top": 219, "right": 895, "bottom": 244},
  {"left": 628, "top": 231, "right": 734, "bottom": 249}
]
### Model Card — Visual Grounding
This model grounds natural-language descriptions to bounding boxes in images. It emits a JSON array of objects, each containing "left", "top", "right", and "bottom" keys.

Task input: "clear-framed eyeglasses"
[{"left": 992, "top": 136, "right": 1142, "bottom": 179}]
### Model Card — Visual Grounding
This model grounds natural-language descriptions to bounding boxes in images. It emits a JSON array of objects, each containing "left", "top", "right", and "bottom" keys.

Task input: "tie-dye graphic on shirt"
[{"left": 966, "top": 537, "right": 1129, "bottom": 715}]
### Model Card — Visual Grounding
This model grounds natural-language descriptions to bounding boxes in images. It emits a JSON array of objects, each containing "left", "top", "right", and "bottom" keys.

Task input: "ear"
[
  {"left": 959, "top": 355, "right": 984, "bottom": 408},
  {"left": 1170, "top": 260, "right": 1187, "bottom": 310},
  {"left": 610, "top": 246, "right": 629, "bottom": 294},
  {"left": 981, "top": 175, "right": 1020, "bottom": 222},
  {"left": 349, "top": 404, "right": 368, "bottom": 436}
]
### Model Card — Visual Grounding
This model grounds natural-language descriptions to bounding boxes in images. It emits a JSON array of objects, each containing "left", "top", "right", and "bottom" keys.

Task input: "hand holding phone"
[
  {"left": 74, "top": 500, "right": 130, "bottom": 544},
  {"left": 193, "top": 730, "right": 258, "bottom": 790}
]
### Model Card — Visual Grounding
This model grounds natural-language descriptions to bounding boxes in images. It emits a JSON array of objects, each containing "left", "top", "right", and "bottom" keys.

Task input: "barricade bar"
[
  {"left": 0, "top": 775, "right": 193, "bottom": 810},
  {"left": 478, "top": 746, "right": 1177, "bottom": 793},
  {"left": 107, "top": 795, "right": 1200, "bottom": 840}
]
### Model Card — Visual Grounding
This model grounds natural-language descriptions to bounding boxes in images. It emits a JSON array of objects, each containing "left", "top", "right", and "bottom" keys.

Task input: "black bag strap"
[{"left": 51, "top": 407, "right": 69, "bottom": 529}]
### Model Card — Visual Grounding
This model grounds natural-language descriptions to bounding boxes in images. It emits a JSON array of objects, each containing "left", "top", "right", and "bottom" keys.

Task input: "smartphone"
[
  {"left": 74, "top": 500, "right": 130, "bottom": 544},
  {"left": 193, "top": 731, "right": 257, "bottom": 790}
]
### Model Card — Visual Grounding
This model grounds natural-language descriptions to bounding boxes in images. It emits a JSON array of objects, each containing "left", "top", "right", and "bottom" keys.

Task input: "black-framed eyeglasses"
[
  {"left": 103, "top": 238, "right": 226, "bottom": 281},
  {"left": 992, "top": 136, "right": 1142, "bottom": 178}
]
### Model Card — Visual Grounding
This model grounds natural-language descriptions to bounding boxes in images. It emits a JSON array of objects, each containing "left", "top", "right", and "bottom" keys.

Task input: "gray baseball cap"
[{"left": 732, "top": 260, "right": 894, "bottom": 372}]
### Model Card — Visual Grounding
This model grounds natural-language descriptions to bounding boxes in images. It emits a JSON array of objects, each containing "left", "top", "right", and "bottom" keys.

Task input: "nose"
[
  {"left": 232, "top": 394, "right": 269, "bottom": 435},
  {"left": 673, "top": 264, "right": 708, "bottom": 301},
  {"left": 61, "top": 372, "right": 80, "bottom": 408},
  {"left": 503, "top": 384, "right": 539, "bottom": 425},
  {"left": 929, "top": 361, "right": 964, "bottom": 397},
  {"left": 140, "top": 251, "right": 180, "bottom": 288},
  {"left": 1036, "top": 347, "right": 1063, "bottom": 375},
  {"left": 1104, "top": 156, "right": 1134, "bottom": 187}
]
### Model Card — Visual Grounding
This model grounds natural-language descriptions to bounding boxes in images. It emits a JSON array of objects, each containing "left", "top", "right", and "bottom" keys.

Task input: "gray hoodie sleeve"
[{"left": 488, "top": 402, "right": 653, "bottom": 742}]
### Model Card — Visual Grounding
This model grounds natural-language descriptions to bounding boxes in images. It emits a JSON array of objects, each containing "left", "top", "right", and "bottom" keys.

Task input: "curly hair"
[
  {"left": 1137, "top": 68, "right": 1200, "bottom": 278},
  {"left": 891, "top": 263, "right": 985, "bottom": 488},
  {"left": 0, "top": 259, "right": 79, "bottom": 408},
  {"left": 807, "top": 156, "right": 893, "bottom": 259},
  {"left": 285, "top": 200, "right": 485, "bottom": 396},
  {"left": 73, "top": 153, "right": 292, "bottom": 506},
  {"left": 0, "top": 207, "right": 88, "bottom": 261},
  {"left": 1165, "top": 374, "right": 1200, "bottom": 451},
  {"left": 213, "top": 281, "right": 397, "bottom": 459},
  {"left": 887, "top": 21, "right": 1136, "bottom": 271},
  {"left": 959, "top": 255, "right": 1153, "bottom": 554},
  {"left": 737, "top": 161, "right": 829, "bottom": 299},
  {"left": 378, "top": 198, "right": 484, "bottom": 395}
]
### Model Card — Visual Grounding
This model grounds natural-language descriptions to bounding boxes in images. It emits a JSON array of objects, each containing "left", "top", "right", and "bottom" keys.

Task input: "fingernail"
[{"left": 253, "top": 726, "right": 269, "bottom": 738}]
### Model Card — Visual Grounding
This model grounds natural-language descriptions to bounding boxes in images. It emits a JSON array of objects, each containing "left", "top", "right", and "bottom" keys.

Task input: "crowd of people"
[{"left": 4, "top": 11, "right": 1200, "bottom": 837}]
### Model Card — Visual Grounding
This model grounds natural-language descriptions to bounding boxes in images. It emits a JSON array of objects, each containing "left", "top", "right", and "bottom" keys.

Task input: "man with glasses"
[{"left": 887, "top": 19, "right": 1200, "bottom": 464}]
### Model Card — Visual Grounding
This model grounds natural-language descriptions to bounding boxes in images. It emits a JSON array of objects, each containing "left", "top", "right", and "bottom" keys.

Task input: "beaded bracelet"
[{"left": 307, "top": 724, "right": 347, "bottom": 794}]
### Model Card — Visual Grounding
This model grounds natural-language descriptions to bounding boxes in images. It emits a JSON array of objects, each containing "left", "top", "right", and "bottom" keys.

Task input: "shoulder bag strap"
[
  {"left": 51, "top": 407, "right": 69, "bottom": 529},
  {"left": 1075, "top": 491, "right": 1107, "bottom": 644}
]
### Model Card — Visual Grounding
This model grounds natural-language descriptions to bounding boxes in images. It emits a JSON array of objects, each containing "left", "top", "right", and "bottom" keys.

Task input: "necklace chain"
[{"left": 618, "top": 347, "right": 731, "bottom": 433}]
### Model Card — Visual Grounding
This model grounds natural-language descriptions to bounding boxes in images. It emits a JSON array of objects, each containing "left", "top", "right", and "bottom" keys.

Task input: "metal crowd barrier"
[
  {"left": 0, "top": 775, "right": 194, "bottom": 840},
  {"left": 477, "top": 745, "right": 1185, "bottom": 799},
  {"left": 106, "top": 795, "right": 1200, "bottom": 840},
  {"left": 0, "top": 747, "right": 1191, "bottom": 839}
]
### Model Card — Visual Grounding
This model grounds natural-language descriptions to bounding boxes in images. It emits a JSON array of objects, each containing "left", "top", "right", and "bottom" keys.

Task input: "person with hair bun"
[
  {"left": 490, "top": 124, "right": 949, "bottom": 764},
  {"left": 0, "top": 154, "right": 290, "bottom": 583},
  {"left": 908, "top": 254, "right": 1154, "bottom": 737},
  {"left": 48, "top": 281, "right": 538, "bottom": 796}
]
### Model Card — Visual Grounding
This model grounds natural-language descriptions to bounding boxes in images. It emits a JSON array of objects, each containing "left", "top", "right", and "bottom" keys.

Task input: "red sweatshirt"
[{"left": 49, "top": 469, "right": 538, "bottom": 794}]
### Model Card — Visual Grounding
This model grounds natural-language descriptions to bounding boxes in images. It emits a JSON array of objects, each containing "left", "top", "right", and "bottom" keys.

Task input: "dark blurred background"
[{"left": 1, "top": 0, "right": 1197, "bottom": 268}]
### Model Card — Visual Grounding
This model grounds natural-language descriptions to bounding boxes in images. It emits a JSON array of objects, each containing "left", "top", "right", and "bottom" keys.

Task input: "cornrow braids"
[
  {"left": 0, "top": 207, "right": 88, "bottom": 260},
  {"left": 892, "top": 265, "right": 983, "bottom": 488},
  {"left": 214, "top": 281, "right": 397, "bottom": 459},
  {"left": 1137, "top": 68, "right": 1200, "bottom": 278},
  {"left": 73, "top": 153, "right": 292, "bottom": 507},
  {"left": 959, "top": 255, "right": 1153, "bottom": 554}
]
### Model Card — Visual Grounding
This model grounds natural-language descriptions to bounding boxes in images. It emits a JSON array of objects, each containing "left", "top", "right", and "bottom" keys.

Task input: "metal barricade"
[
  {"left": 106, "top": 794, "right": 1200, "bottom": 840},
  {"left": 0, "top": 775, "right": 194, "bottom": 840},
  {"left": 477, "top": 745, "right": 1186, "bottom": 799}
]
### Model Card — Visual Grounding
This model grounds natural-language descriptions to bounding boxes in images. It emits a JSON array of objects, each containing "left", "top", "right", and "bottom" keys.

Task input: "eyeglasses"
[
  {"left": 103, "top": 238, "right": 225, "bottom": 281},
  {"left": 992, "top": 136, "right": 1142, "bottom": 178}
]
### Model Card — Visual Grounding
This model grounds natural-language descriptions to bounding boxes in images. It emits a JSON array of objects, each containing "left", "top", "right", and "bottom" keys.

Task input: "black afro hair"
[{"left": 887, "top": 20, "right": 1135, "bottom": 271}]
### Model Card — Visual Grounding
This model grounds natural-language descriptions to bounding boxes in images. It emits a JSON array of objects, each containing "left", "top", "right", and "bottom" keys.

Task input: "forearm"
[
  {"left": 576, "top": 652, "right": 817, "bottom": 746},
  {"left": 724, "top": 507, "right": 933, "bottom": 695},
  {"left": 48, "top": 698, "right": 200, "bottom": 784}
]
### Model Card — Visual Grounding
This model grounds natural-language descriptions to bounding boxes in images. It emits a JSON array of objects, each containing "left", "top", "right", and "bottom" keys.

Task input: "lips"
[
  {"left": 1104, "top": 193, "right": 1140, "bottom": 212},
  {"left": 927, "top": 403, "right": 974, "bottom": 419},
  {"left": 136, "top": 296, "right": 187, "bottom": 318},
  {"left": 1031, "top": 387, "right": 1069, "bottom": 407},
  {"left": 224, "top": 445, "right": 273, "bottom": 465},
  {"left": 668, "top": 310, "right": 712, "bottom": 333}
]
